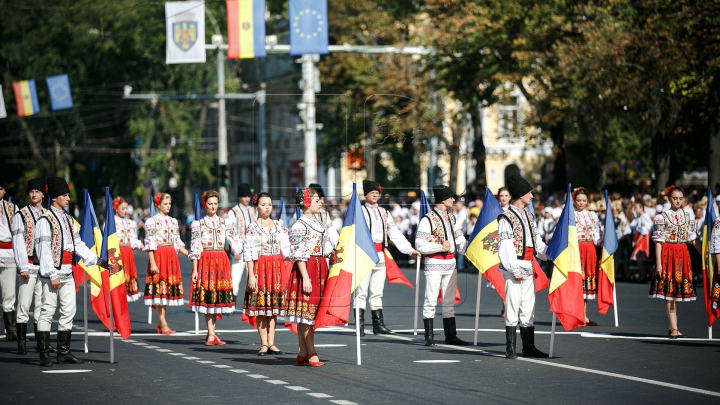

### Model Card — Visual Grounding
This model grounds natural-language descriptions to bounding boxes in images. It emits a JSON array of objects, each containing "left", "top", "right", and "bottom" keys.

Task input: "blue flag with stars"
[
  {"left": 46, "top": 74, "right": 73, "bottom": 111},
  {"left": 289, "top": 0, "right": 329, "bottom": 55}
]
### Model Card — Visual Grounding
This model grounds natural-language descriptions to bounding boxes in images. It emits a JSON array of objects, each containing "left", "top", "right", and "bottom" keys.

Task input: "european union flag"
[
  {"left": 45, "top": 74, "right": 73, "bottom": 111},
  {"left": 289, "top": 0, "right": 329, "bottom": 55}
]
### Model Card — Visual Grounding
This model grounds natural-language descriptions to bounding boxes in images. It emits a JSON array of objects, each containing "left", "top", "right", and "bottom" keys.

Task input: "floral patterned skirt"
[
  {"left": 120, "top": 246, "right": 141, "bottom": 302},
  {"left": 241, "top": 254, "right": 287, "bottom": 325},
  {"left": 649, "top": 243, "right": 696, "bottom": 301},
  {"left": 284, "top": 256, "right": 328, "bottom": 326},
  {"left": 144, "top": 246, "right": 184, "bottom": 306},
  {"left": 579, "top": 241, "right": 598, "bottom": 299},
  {"left": 190, "top": 250, "right": 235, "bottom": 314}
]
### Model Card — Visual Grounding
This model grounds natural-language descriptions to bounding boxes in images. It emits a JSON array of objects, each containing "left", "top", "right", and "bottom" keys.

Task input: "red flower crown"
[
  {"left": 201, "top": 192, "right": 208, "bottom": 208},
  {"left": 112, "top": 197, "right": 122, "bottom": 211},
  {"left": 252, "top": 194, "right": 259, "bottom": 206},
  {"left": 153, "top": 193, "right": 163, "bottom": 207},
  {"left": 303, "top": 188, "right": 312, "bottom": 207},
  {"left": 665, "top": 185, "right": 678, "bottom": 197}
]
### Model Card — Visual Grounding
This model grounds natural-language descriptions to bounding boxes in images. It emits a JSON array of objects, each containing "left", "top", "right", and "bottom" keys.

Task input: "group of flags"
[
  {"left": 166, "top": 0, "right": 329, "bottom": 64},
  {"left": 0, "top": 74, "right": 73, "bottom": 119}
]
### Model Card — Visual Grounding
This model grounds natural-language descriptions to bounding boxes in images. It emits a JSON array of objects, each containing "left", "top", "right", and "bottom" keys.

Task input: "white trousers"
[
  {"left": 16, "top": 276, "right": 42, "bottom": 324},
  {"left": 354, "top": 261, "right": 387, "bottom": 310},
  {"left": 504, "top": 274, "right": 535, "bottom": 327},
  {"left": 231, "top": 258, "right": 247, "bottom": 298},
  {"left": 423, "top": 271, "right": 457, "bottom": 319},
  {"left": 37, "top": 281, "right": 76, "bottom": 332},
  {"left": 0, "top": 267, "right": 16, "bottom": 312}
]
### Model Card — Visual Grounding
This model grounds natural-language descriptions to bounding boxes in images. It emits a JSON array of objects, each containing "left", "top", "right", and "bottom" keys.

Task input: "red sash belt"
[
  {"left": 61, "top": 251, "right": 73, "bottom": 265},
  {"left": 426, "top": 251, "right": 454, "bottom": 260},
  {"left": 0, "top": 241, "right": 12, "bottom": 249},
  {"left": 373, "top": 243, "right": 384, "bottom": 252}
]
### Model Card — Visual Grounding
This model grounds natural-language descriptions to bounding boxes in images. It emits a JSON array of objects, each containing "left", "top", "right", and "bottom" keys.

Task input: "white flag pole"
[
  {"left": 109, "top": 273, "right": 115, "bottom": 364},
  {"left": 413, "top": 256, "right": 421, "bottom": 335},
  {"left": 612, "top": 282, "right": 619, "bottom": 327},
  {"left": 148, "top": 306, "right": 152, "bottom": 324},
  {"left": 473, "top": 273, "right": 483, "bottom": 346},
  {"left": 355, "top": 293, "right": 362, "bottom": 366},
  {"left": 709, "top": 326, "right": 713, "bottom": 340},
  {"left": 84, "top": 276, "right": 89, "bottom": 353},
  {"left": 195, "top": 311, "right": 199, "bottom": 334},
  {"left": 549, "top": 313, "right": 557, "bottom": 358}
]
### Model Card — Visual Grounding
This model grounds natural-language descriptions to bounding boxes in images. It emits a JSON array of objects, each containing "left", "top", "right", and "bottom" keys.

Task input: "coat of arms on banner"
[{"left": 173, "top": 21, "right": 198, "bottom": 51}]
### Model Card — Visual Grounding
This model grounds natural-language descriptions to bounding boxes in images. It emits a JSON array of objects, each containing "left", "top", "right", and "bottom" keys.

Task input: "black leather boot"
[
  {"left": 355, "top": 308, "right": 365, "bottom": 337},
  {"left": 443, "top": 317, "right": 468, "bottom": 345},
  {"left": 423, "top": 318, "right": 435, "bottom": 346},
  {"left": 520, "top": 326, "right": 549, "bottom": 358},
  {"left": 38, "top": 331, "right": 53, "bottom": 367},
  {"left": 3, "top": 311, "right": 18, "bottom": 341},
  {"left": 505, "top": 326, "right": 518, "bottom": 359},
  {"left": 371, "top": 309, "right": 394, "bottom": 334},
  {"left": 34, "top": 322, "right": 56, "bottom": 353},
  {"left": 56, "top": 330, "right": 84, "bottom": 364},
  {"left": 16, "top": 323, "right": 28, "bottom": 355}
]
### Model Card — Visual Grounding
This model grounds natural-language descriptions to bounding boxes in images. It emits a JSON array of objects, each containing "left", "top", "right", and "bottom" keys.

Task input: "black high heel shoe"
[{"left": 267, "top": 345, "right": 285, "bottom": 355}]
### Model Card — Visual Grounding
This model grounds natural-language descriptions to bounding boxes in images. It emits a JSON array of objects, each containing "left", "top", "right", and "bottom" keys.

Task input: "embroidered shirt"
[
  {"left": 497, "top": 205, "right": 547, "bottom": 279},
  {"left": 710, "top": 218, "right": 720, "bottom": 254},
  {"left": 415, "top": 209, "right": 467, "bottom": 275},
  {"left": 634, "top": 213, "right": 654, "bottom": 236},
  {"left": 189, "top": 215, "right": 242, "bottom": 260},
  {"left": 243, "top": 220, "right": 290, "bottom": 262},
  {"left": 0, "top": 199, "right": 18, "bottom": 269},
  {"left": 115, "top": 215, "right": 143, "bottom": 249},
  {"left": 362, "top": 203, "right": 414, "bottom": 262},
  {"left": 315, "top": 208, "right": 339, "bottom": 247},
  {"left": 574, "top": 209, "right": 602, "bottom": 245},
  {"left": 228, "top": 203, "right": 257, "bottom": 239},
  {"left": 36, "top": 206, "right": 98, "bottom": 282},
  {"left": 652, "top": 209, "right": 696, "bottom": 244},
  {"left": 143, "top": 213, "right": 185, "bottom": 252},
  {"left": 287, "top": 216, "right": 336, "bottom": 262},
  {"left": 12, "top": 205, "right": 46, "bottom": 275}
]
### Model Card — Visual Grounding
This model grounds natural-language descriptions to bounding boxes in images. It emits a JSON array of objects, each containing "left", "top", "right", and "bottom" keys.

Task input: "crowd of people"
[{"left": 1, "top": 175, "right": 718, "bottom": 369}]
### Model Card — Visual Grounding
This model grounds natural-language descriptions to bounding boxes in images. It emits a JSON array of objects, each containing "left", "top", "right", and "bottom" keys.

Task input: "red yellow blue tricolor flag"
[
  {"left": 78, "top": 190, "right": 104, "bottom": 296},
  {"left": 597, "top": 190, "right": 617, "bottom": 315},
  {"left": 226, "top": 0, "right": 266, "bottom": 59},
  {"left": 314, "top": 184, "right": 379, "bottom": 329},
  {"left": 465, "top": 187, "right": 506, "bottom": 300},
  {"left": 702, "top": 186, "right": 720, "bottom": 327},
  {"left": 12, "top": 79, "right": 40, "bottom": 117},
  {"left": 547, "top": 184, "right": 585, "bottom": 331}
]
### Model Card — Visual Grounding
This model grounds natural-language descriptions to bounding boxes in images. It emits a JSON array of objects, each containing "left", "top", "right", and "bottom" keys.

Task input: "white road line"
[
  {"left": 265, "top": 380, "right": 288, "bottom": 385},
  {"left": 314, "top": 344, "right": 347, "bottom": 348},
  {"left": 132, "top": 342, "right": 148, "bottom": 346},
  {"left": 123, "top": 339, "right": 137, "bottom": 343},
  {"left": 156, "top": 349, "right": 173, "bottom": 352},
  {"left": 168, "top": 353, "right": 186, "bottom": 356},
  {"left": 182, "top": 356, "right": 200, "bottom": 360},
  {"left": 413, "top": 360, "right": 460, "bottom": 363},
  {"left": 329, "top": 400, "right": 358, "bottom": 405},
  {"left": 230, "top": 369, "right": 249, "bottom": 373},
  {"left": 42, "top": 370, "right": 92, "bottom": 374},
  {"left": 212, "top": 365, "right": 233, "bottom": 369},
  {"left": 144, "top": 346, "right": 160, "bottom": 349},
  {"left": 197, "top": 360, "right": 215, "bottom": 364},
  {"left": 377, "top": 328, "right": 720, "bottom": 397},
  {"left": 307, "top": 393, "right": 333, "bottom": 398},
  {"left": 285, "top": 386, "right": 310, "bottom": 391},
  {"left": 247, "top": 374, "right": 269, "bottom": 379},
  {"left": 580, "top": 332, "right": 720, "bottom": 342}
]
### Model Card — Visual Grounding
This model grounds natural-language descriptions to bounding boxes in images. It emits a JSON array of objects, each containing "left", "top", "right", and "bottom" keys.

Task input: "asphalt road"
[{"left": 1, "top": 251, "right": 719, "bottom": 404}]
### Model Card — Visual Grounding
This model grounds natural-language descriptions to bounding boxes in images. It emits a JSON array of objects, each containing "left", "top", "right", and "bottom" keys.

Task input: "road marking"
[
  {"left": 247, "top": 374, "right": 269, "bottom": 379},
  {"left": 144, "top": 346, "right": 160, "bottom": 349},
  {"left": 42, "top": 370, "right": 93, "bottom": 374},
  {"left": 330, "top": 401, "right": 358, "bottom": 405},
  {"left": 212, "top": 365, "right": 233, "bottom": 369},
  {"left": 285, "top": 386, "right": 310, "bottom": 391},
  {"left": 182, "top": 356, "right": 200, "bottom": 360},
  {"left": 197, "top": 360, "right": 215, "bottom": 364},
  {"left": 413, "top": 360, "right": 460, "bottom": 363},
  {"left": 314, "top": 344, "right": 347, "bottom": 348},
  {"left": 132, "top": 342, "right": 148, "bottom": 346},
  {"left": 307, "top": 393, "right": 333, "bottom": 398},
  {"left": 168, "top": 353, "right": 185, "bottom": 356},
  {"left": 230, "top": 369, "right": 249, "bottom": 373},
  {"left": 123, "top": 339, "right": 137, "bottom": 343},
  {"left": 156, "top": 349, "right": 173, "bottom": 352},
  {"left": 264, "top": 380, "right": 288, "bottom": 385},
  {"left": 580, "top": 332, "right": 720, "bottom": 342}
]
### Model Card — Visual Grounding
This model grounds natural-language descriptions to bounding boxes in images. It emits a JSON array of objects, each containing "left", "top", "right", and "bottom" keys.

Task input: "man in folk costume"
[
  {"left": 228, "top": 183, "right": 257, "bottom": 300},
  {"left": 0, "top": 178, "right": 19, "bottom": 342},
  {"left": 498, "top": 174, "right": 549, "bottom": 359},
  {"left": 415, "top": 185, "right": 469, "bottom": 346},
  {"left": 355, "top": 180, "right": 418, "bottom": 336},
  {"left": 35, "top": 177, "right": 107, "bottom": 367},
  {"left": 11, "top": 179, "right": 52, "bottom": 355}
]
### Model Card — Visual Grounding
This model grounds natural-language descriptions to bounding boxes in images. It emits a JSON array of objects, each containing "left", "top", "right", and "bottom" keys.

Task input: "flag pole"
[
  {"left": 710, "top": 326, "right": 713, "bottom": 340},
  {"left": 413, "top": 256, "right": 421, "bottom": 335},
  {"left": 195, "top": 311, "right": 199, "bottom": 334},
  {"left": 473, "top": 272, "right": 483, "bottom": 345},
  {"left": 148, "top": 306, "right": 152, "bottom": 324},
  {"left": 109, "top": 273, "right": 115, "bottom": 364},
  {"left": 84, "top": 277, "right": 89, "bottom": 353},
  {"left": 355, "top": 293, "right": 362, "bottom": 366},
  {"left": 549, "top": 313, "right": 557, "bottom": 358},
  {"left": 612, "top": 282, "right": 619, "bottom": 327}
]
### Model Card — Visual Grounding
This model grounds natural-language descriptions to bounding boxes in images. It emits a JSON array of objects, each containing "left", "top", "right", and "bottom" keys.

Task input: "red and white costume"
[{"left": 115, "top": 215, "right": 143, "bottom": 301}]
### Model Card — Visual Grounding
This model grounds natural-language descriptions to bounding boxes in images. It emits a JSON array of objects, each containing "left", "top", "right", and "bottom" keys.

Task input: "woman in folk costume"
[
  {"left": 630, "top": 201, "right": 654, "bottom": 281},
  {"left": 572, "top": 187, "right": 602, "bottom": 326},
  {"left": 650, "top": 185, "right": 698, "bottom": 339},
  {"left": 144, "top": 193, "right": 189, "bottom": 334},
  {"left": 189, "top": 191, "right": 242, "bottom": 345},
  {"left": 494, "top": 187, "right": 511, "bottom": 317},
  {"left": 285, "top": 188, "right": 337, "bottom": 367},
  {"left": 113, "top": 197, "right": 144, "bottom": 302},
  {"left": 709, "top": 210, "right": 720, "bottom": 313},
  {"left": 242, "top": 192, "right": 290, "bottom": 355}
]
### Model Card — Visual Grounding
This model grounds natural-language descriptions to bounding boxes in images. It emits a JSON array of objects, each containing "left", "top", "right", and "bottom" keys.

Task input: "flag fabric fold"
[
  {"left": 597, "top": 190, "right": 618, "bottom": 315},
  {"left": 702, "top": 186, "right": 720, "bottom": 327},
  {"left": 547, "top": 184, "right": 585, "bottom": 331},
  {"left": 226, "top": 0, "right": 266, "bottom": 59},
  {"left": 383, "top": 249, "right": 413, "bottom": 288},
  {"left": 77, "top": 191, "right": 103, "bottom": 293},
  {"left": 313, "top": 184, "right": 379, "bottom": 329},
  {"left": 465, "top": 187, "right": 506, "bottom": 301}
]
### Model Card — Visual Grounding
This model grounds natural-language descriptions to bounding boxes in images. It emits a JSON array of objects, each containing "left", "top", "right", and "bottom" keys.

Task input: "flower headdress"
[
  {"left": 153, "top": 192, "right": 163, "bottom": 207},
  {"left": 112, "top": 197, "right": 122, "bottom": 211}
]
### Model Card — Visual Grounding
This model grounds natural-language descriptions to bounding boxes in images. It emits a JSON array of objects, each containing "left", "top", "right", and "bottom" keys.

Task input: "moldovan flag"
[
  {"left": 98, "top": 188, "right": 132, "bottom": 339},
  {"left": 702, "top": 186, "right": 720, "bottom": 327},
  {"left": 78, "top": 190, "right": 103, "bottom": 295},
  {"left": 465, "top": 187, "right": 506, "bottom": 300},
  {"left": 226, "top": 0, "right": 266, "bottom": 59},
  {"left": 12, "top": 80, "right": 40, "bottom": 117},
  {"left": 547, "top": 185, "right": 585, "bottom": 331},
  {"left": 597, "top": 190, "right": 617, "bottom": 315},
  {"left": 72, "top": 216, "right": 87, "bottom": 293},
  {"left": 314, "top": 183, "right": 379, "bottom": 329}
]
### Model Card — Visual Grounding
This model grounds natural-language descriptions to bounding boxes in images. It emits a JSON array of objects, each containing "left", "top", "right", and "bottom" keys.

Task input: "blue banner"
[
  {"left": 289, "top": 0, "right": 329, "bottom": 55},
  {"left": 46, "top": 74, "right": 73, "bottom": 111}
]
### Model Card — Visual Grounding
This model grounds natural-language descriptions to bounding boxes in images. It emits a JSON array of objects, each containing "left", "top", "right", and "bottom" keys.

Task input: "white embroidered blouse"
[
  {"left": 652, "top": 209, "right": 696, "bottom": 244},
  {"left": 143, "top": 213, "right": 185, "bottom": 252},
  {"left": 115, "top": 215, "right": 142, "bottom": 249},
  {"left": 287, "top": 216, "right": 336, "bottom": 262},
  {"left": 243, "top": 220, "right": 290, "bottom": 262},
  {"left": 574, "top": 209, "right": 601, "bottom": 245},
  {"left": 188, "top": 215, "right": 242, "bottom": 261}
]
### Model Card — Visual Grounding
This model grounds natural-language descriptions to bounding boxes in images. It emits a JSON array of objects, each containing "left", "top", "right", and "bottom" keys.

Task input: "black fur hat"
[
  {"left": 237, "top": 183, "right": 254, "bottom": 198},
  {"left": 27, "top": 178, "right": 46, "bottom": 194},
  {"left": 308, "top": 183, "right": 325, "bottom": 199},
  {"left": 362, "top": 180, "right": 381, "bottom": 195},
  {"left": 506, "top": 174, "right": 533, "bottom": 199},
  {"left": 46, "top": 177, "right": 70, "bottom": 199},
  {"left": 432, "top": 185, "right": 454, "bottom": 203}
]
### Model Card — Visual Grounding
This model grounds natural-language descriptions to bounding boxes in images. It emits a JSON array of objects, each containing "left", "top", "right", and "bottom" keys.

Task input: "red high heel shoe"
[
  {"left": 205, "top": 335, "right": 226, "bottom": 346},
  {"left": 156, "top": 326, "right": 162, "bottom": 334},
  {"left": 159, "top": 325, "right": 177, "bottom": 335},
  {"left": 307, "top": 353, "right": 324, "bottom": 367},
  {"left": 296, "top": 355, "right": 309, "bottom": 366}
]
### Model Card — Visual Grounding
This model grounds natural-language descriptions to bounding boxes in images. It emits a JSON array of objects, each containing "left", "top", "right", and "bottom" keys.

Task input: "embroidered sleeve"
[
  {"left": 279, "top": 222, "right": 291, "bottom": 259},
  {"left": 143, "top": 217, "right": 158, "bottom": 251},
  {"left": 591, "top": 212, "right": 602, "bottom": 246},
  {"left": 129, "top": 220, "right": 143, "bottom": 249},
  {"left": 171, "top": 218, "right": 185, "bottom": 252},
  {"left": 242, "top": 223, "right": 259, "bottom": 262},
  {"left": 73, "top": 225, "right": 98, "bottom": 267},
  {"left": 12, "top": 212, "right": 28, "bottom": 272},
  {"left": 498, "top": 218, "right": 522, "bottom": 276},
  {"left": 225, "top": 219, "right": 244, "bottom": 258},
  {"left": 711, "top": 219, "right": 720, "bottom": 254},
  {"left": 415, "top": 217, "right": 442, "bottom": 255},
  {"left": 651, "top": 214, "right": 666, "bottom": 243},
  {"left": 188, "top": 221, "right": 201, "bottom": 261},
  {"left": 288, "top": 222, "right": 310, "bottom": 262},
  {"left": 35, "top": 218, "right": 57, "bottom": 280}
]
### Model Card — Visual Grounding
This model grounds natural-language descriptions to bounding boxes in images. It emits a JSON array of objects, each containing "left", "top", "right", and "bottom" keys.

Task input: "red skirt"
[
  {"left": 579, "top": 241, "right": 598, "bottom": 299},
  {"left": 242, "top": 254, "right": 287, "bottom": 320},
  {"left": 190, "top": 250, "right": 235, "bottom": 314},
  {"left": 144, "top": 246, "right": 184, "bottom": 306},
  {"left": 630, "top": 233, "right": 651, "bottom": 261},
  {"left": 120, "top": 246, "right": 141, "bottom": 302},
  {"left": 649, "top": 243, "right": 696, "bottom": 301},
  {"left": 284, "top": 256, "right": 328, "bottom": 325}
]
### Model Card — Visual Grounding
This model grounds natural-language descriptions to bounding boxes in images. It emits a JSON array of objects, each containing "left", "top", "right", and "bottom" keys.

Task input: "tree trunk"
[
  {"left": 364, "top": 120, "right": 377, "bottom": 181},
  {"left": 709, "top": 89, "right": 720, "bottom": 195},
  {"left": 550, "top": 119, "right": 567, "bottom": 193},
  {"left": 651, "top": 125, "right": 671, "bottom": 191},
  {"left": 469, "top": 104, "right": 486, "bottom": 192},
  {"left": 18, "top": 118, "right": 47, "bottom": 174},
  {"left": 448, "top": 116, "right": 462, "bottom": 193}
]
